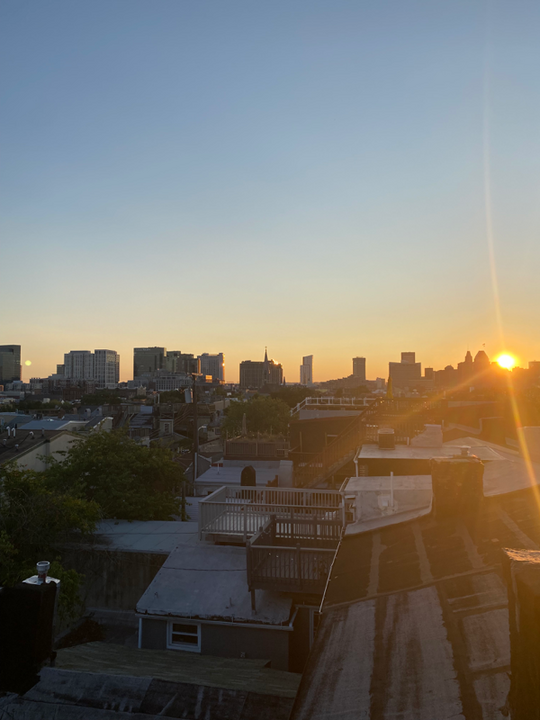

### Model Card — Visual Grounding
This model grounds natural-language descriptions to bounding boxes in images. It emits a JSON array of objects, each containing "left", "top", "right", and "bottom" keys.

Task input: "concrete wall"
[
  {"left": 140, "top": 617, "right": 291, "bottom": 670},
  {"left": 62, "top": 549, "right": 168, "bottom": 612}
]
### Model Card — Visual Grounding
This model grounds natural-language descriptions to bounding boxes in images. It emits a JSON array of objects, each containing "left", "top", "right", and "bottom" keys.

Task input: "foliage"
[
  {"left": 0, "top": 465, "right": 100, "bottom": 619},
  {"left": 45, "top": 430, "right": 185, "bottom": 521},
  {"left": 17, "top": 398, "right": 72, "bottom": 411},
  {"left": 270, "top": 386, "right": 320, "bottom": 409},
  {"left": 157, "top": 390, "right": 187, "bottom": 404},
  {"left": 222, "top": 396, "right": 290, "bottom": 436},
  {"left": 80, "top": 390, "right": 122, "bottom": 406}
]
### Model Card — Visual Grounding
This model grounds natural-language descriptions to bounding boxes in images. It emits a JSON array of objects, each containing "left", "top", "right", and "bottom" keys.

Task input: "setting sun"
[{"left": 496, "top": 354, "right": 517, "bottom": 370}]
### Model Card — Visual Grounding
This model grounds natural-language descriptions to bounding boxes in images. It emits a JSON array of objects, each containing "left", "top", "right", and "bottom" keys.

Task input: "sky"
[{"left": 1, "top": 0, "right": 539, "bottom": 383}]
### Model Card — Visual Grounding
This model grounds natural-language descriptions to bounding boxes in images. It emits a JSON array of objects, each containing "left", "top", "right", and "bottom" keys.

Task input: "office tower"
[
  {"left": 0, "top": 345, "right": 21, "bottom": 384},
  {"left": 134, "top": 347, "right": 166, "bottom": 378},
  {"left": 95, "top": 349, "right": 120, "bottom": 386},
  {"left": 389, "top": 352, "right": 421, "bottom": 389},
  {"left": 199, "top": 353, "right": 225, "bottom": 382},
  {"left": 167, "top": 352, "right": 200, "bottom": 375},
  {"left": 401, "top": 352, "right": 416, "bottom": 364},
  {"left": 352, "top": 357, "right": 366, "bottom": 382},
  {"left": 300, "top": 355, "right": 313, "bottom": 386},
  {"left": 64, "top": 351, "right": 95, "bottom": 380}
]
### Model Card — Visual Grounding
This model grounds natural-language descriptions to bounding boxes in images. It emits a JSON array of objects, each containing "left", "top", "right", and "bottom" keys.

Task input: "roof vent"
[
  {"left": 378, "top": 428, "right": 395, "bottom": 450},
  {"left": 460, "top": 446, "right": 470, "bottom": 457}
]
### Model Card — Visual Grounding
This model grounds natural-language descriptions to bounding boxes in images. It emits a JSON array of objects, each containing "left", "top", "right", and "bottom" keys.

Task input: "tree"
[
  {"left": 45, "top": 430, "right": 185, "bottom": 521},
  {"left": 0, "top": 465, "right": 100, "bottom": 622},
  {"left": 80, "top": 390, "right": 121, "bottom": 406},
  {"left": 222, "top": 396, "right": 290, "bottom": 436},
  {"left": 270, "top": 386, "right": 321, "bottom": 409}
]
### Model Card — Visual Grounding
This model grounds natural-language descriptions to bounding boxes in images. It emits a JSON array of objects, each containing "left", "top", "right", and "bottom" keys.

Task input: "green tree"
[
  {"left": 45, "top": 430, "right": 185, "bottom": 521},
  {"left": 0, "top": 465, "right": 100, "bottom": 622},
  {"left": 270, "top": 386, "right": 321, "bottom": 409},
  {"left": 222, "top": 396, "right": 290, "bottom": 436},
  {"left": 80, "top": 390, "right": 122, "bottom": 406}
]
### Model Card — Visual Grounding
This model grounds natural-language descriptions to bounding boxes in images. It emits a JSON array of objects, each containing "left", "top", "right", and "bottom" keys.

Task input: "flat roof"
[
  {"left": 94, "top": 519, "right": 199, "bottom": 553},
  {"left": 195, "top": 466, "right": 279, "bottom": 487},
  {"left": 136, "top": 542, "right": 292, "bottom": 626},
  {"left": 359, "top": 443, "right": 504, "bottom": 461}
]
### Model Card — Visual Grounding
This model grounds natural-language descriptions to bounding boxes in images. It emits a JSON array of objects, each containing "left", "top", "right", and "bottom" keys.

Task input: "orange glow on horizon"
[{"left": 496, "top": 353, "right": 517, "bottom": 370}]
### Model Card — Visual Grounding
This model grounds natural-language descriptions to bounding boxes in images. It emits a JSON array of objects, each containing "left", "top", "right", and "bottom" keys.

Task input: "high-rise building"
[
  {"left": 64, "top": 351, "right": 95, "bottom": 380},
  {"left": 166, "top": 352, "right": 200, "bottom": 375},
  {"left": 0, "top": 345, "right": 21, "bottom": 384},
  {"left": 63, "top": 349, "right": 119, "bottom": 387},
  {"left": 199, "top": 353, "right": 225, "bottom": 382},
  {"left": 401, "top": 352, "right": 416, "bottom": 364},
  {"left": 134, "top": 347, "right": 166, "bottom": 378},
  {"left": 389, "top": 352, "right": 422, "bottom": 389},
  {"left": 95, "top": 349, "right": 120, "bottom": 387},
  {"left": 352, "top": 357, "right": 366, "bottom": 382},
  {"left": 300, "top": 355, "right": 313, "bottom": 386}
]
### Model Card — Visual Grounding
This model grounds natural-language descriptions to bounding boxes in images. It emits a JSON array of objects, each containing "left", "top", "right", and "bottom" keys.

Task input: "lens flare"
[{"left": 496, "top": 354, "right": 516, "bottom": 370}]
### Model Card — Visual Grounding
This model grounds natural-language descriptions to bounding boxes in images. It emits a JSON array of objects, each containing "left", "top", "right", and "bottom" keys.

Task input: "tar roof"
[
  {"left": 291, "top": 479, "right": 540, "bottom": 719},
  {"left": 136, "top": 542, "right": 293, "bottom": 626},
  {"left": 195, "top": 466, "right": 279, "bottom": 486}
]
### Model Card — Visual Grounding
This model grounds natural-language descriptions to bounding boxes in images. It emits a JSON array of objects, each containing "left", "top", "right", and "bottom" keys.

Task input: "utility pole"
[{"left": 192, "top": 373, "right": 199, "bottom": 481}]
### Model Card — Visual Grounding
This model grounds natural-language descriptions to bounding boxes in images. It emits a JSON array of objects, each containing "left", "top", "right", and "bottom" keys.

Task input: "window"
[{"left": 167, "top": 621, "right": 201, "bottom": 652}]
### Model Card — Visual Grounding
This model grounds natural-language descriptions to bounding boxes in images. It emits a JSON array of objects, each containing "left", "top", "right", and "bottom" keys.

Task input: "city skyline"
[{"left": 8, "top": 339, "right": 536, "bottom": 385}]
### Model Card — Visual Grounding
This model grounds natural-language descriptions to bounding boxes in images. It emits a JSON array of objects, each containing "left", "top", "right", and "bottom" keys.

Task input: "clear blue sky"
[{"left": 1, "top": 0, "right": 539, "bottom": 382}]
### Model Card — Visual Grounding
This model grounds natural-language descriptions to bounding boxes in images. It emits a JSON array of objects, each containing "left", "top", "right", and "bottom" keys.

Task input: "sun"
[{"left": 496, "top": 354, "right": 516, "bottom": 370}]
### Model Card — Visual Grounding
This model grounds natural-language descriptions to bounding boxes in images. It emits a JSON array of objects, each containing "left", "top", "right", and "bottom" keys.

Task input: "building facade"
[
  {"left": 134, "top": 347, "right": 166, "bottom": 378},
  {"left": 0, "top": 345, "right": 21, "bottom": 384},
  {"left": 300, "top": 355, "right": 313, "bottom": 386},
  {"left": 352, "top": 357, "right": 366, "bottom": 383},
  {"left": 389, "top": 352, "right": 422, "bottom": 389},
  {"left": 198, "top": 353, "right": 225, "bottom": 383},
  {"left": 63, "top": 349, "right": 119, "bottom": 388},
  {"left": 240, "top": 351, "right": 283, "bottom": 389}
]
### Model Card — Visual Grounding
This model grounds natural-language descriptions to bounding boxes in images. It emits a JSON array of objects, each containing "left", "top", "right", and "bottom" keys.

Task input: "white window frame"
[{"left": 166, "top": 620, "right": 201, "bottom": 652}]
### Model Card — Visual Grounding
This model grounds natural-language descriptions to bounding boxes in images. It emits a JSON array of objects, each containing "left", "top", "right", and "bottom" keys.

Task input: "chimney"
[
  {"left": 430, "top": 455, "right": 484, "bottom": 518},
  {"left": 502, "top": 549, "right": 540, "bottom": 719},
  {"left": 378, "top": 428, "right": 395, "bottom": 450}
]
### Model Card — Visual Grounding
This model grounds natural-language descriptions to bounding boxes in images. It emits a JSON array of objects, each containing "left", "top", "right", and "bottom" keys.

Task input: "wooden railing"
[
  {"left": 246, "top": 517, "right": 340, "bottom": 594},
  {"left": 198, "top": 486, "right": 345, "bottom": 541}
]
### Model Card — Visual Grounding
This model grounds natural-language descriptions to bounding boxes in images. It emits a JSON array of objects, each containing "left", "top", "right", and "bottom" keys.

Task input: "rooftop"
[
  {"left": 291, "top": 468, "right": 540, "bottom": 718},
  {"left": 0, "top": 428, "right": 72, "bottom": 466},
  {"left": 136, "top": 541, "right": 293, "bottom": 626},
  {"left": 94, "top": 519, "right": 200, "bottom": 553},
  {"left": 195, "top": 465, "right": 279, "bottom": 487}
]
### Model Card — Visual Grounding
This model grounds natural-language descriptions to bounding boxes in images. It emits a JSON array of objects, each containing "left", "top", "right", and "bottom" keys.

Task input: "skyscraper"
[
  {"left": 352, "top": 357, "right": 366, "bottom": 382},
  {"left": 133, "top": 347, "right": 166, "bottom": 378},
  {"left": 63, "top": 349, "right": 119, "bottom": 387},
  {"left": 300, "top": 355, "right": 313, "bottom": 386},
  {"left": 198, "top": 353, "right": 225, "bottom": 382},
  {"left": 389, "top": 352, "right": 421, "bottom": 389},
  {"left": 0, "top": 345, "right": 21, "bottom": 384}
]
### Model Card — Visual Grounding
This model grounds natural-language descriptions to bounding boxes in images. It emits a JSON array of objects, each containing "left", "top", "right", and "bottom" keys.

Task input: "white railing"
[{"left": 198, "top": 486, "right": 346, "bottom": 542}]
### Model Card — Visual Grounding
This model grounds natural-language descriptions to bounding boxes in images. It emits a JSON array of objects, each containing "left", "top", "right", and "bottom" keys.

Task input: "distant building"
[
  {"left": 166, "top": 352, "right": 200, "bottom": 375},
  {"left": 530, "top": 361, "right": 540, "bottom": 376},
  {"left": 389, "top": 352, "right": 421, "bottom": 389},
  {"left": 0, "top": 345, "right": 21, "bottom": 384},
  {"left": 63, "top": 349, "right": 119, "bottom": 388},
  {"left": 457, "top": 350, "right": 474, "bottom": 386},
  {"left": 198, "top": 353, "right": 225, "bottom": 383},
  {"left": 300, "top": 355, "right": 313, "bottom": 386},
  {"left": 424, "top": 367, "right": 434, "bottom": 381},
  {"left": 240, "top": 349, "right": 283, "bottom": 389},
  {"left": 95, "top": 349, "right": 120, "bottom": 387},
  {"left": 352, "top": 357, "right": 366, "bottom": 383},
  {"left": 64, "top": 351, "right": 95, "bottom": 381},
  {"left": 133, "top": 347, "right": 166, "bottom": 378}
]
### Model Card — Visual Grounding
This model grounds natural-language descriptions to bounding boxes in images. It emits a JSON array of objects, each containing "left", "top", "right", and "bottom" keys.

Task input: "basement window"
[{"left": 167, "top": 621, "right": 201, "bottom": 652}]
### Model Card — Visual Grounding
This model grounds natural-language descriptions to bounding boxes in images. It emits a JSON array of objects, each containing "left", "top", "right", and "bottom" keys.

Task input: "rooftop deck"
[{"left": 198, "top": 486, "right": 346, "bottom": 543}]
